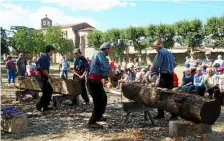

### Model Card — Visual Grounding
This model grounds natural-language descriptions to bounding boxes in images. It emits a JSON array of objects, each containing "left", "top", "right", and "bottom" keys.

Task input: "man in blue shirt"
[
  {"left": 87, "top": 42, "right": 116, "bottom": 128},
  {"left": 151, "top": 39, "right": 178, "bottom": 120},
  {"left": 36, "top": 45, "right": 55, "bottom": 112},
  {"left": 72, "top": 48, "right": 90, "bottom": 104},
  {"left": 59, "top": 56, "right": 70, "bottom": 80}
]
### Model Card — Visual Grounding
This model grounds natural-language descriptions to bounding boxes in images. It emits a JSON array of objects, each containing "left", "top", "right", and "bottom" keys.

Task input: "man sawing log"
[
  {"left": 71, "top": 48, "right": 90, "bottom": 105},
  {"left": 35, "top": 45, "right": 55, "bottom": 112},
  {"left": 87, "top": 42, "right": 118, "bottom": 128}
]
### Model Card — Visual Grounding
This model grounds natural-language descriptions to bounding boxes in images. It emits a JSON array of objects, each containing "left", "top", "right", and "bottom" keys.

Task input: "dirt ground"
[{"left": 1, "top": 88, "right": 224, "bottom": 141}]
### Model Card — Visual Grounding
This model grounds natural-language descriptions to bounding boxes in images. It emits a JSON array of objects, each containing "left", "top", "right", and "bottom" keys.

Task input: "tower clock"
[{"left": 41, "top": 15, "right": 52, "bottom": 28}]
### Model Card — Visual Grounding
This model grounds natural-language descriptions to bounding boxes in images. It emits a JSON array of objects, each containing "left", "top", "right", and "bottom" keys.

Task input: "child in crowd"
[{"left": 26, "top": 60, "right": 35, "bottom": 77}]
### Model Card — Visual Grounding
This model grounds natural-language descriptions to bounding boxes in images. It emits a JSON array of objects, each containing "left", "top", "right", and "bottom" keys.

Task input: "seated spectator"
[
  {"left": 135, "top": 66, "right": 143, "bottom": 82},
  {"left": 134, "top": 58, "right": 139, "bottom": 68},
  {"left": 26, "top": 60, "right": 35, "bottom": 77},
  {"left": 185, "top": 52, "right": 199, "bottom": 74},
  {"left": 189, "top": 67, "right": 205, "bottom": 96},
  {"left": 204, "top": 68, "right": 219, "bottom": 99},
  {"left": 202, "top": 51, "right": 214, "bottom": 72},
  {"left": 213, "top": 55, "right": 224, "bottom": 68},
  {"left": 142, "top": 68, "right": 151, "bottom": 85},
  {"left": 127, "top": 58, "right": 134, "bottom": 69},
  {"left": 121, "top": 58, "right": 127, "bottom": 70},
  {"left": 177, "top": 68, "right": 194, "bottom": 91},
  {"left": 128, "top": 67, "right": 136, "bottom": 81},
  {"left": 117, "top": 69, "right": 129, "bottom": 89}
]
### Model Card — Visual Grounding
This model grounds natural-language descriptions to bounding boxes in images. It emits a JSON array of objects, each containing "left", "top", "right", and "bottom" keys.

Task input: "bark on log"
[
  {"left": 122, "top": 82, "right": 222, "bottom": 125},
  {"left": 15, "top": 77, "right": 82, "bottom": 96}
]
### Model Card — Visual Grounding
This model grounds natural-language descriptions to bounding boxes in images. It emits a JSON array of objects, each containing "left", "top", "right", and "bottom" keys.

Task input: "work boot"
[
  {"left": 153, "top": 115, "right": 165, "bottom": 119},
  {"left": 98, "top": 116, "right": 107, "bottom": 122}
]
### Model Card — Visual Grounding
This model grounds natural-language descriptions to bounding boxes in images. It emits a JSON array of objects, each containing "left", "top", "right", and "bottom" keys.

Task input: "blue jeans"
[
  {"left": 60, "top": 70, "right": 68, "bottom": 80},
  {"left": 7, "top": 70, "right": 16, "bottom": 84},
  {"left": 189, "top": 85, "right": 205, "bottom": 96}
]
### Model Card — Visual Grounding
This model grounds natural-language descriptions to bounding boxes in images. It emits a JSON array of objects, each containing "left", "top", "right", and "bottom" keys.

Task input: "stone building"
[{"left": 40, "top": 15, "right": 96, "bottom": 63}]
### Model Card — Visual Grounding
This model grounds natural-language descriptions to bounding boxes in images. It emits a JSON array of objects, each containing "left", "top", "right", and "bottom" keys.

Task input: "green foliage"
[
  {"left": 10, "top": 27, "right": 45, "bottom": 54},
  {"left": 88, "top": 30, "right": 104, "bottom": 50},
  {"left": 125, "top": 26, "right": 147, "bottom": 52},
  {"left": 45, "top": 26, "right": 73, "bottom": 55},
  {"left": 1, "top": 27, "right": 9, "bottom": 54},
  {"left": 174, "top": 19, "right": 204, "bottom": 50}
]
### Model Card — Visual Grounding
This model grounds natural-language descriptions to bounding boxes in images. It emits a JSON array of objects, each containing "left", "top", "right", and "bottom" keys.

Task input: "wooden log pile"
[
  {"left": 122, "top": 82, "right": 222, "bottom": 125},
  {"left": 15, "top": 77, "right": 82, "bottom": 96}
]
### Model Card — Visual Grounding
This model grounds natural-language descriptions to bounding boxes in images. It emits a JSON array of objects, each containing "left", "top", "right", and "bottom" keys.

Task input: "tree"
[
  {"left": 155, "top": 24, "right": 175, "bottom": 48},
  {"left": 125, "top": 27, "right": 147, "bottom": 62},
  {"left": 104, "top": 28, "right": 128, "bottom": 61},
  {"left": 1, "top": 27, "right": 9, "bottom": 54},
  {"left": 45, "top": 26, "right": 73, "bottom": 55},
  {"left": 29, "top": 29, "right": 45, "bottom": 54},
  {"left": 88, "top": 30, "right": 104, "bottom": 50},
  {"left": 175, "top": 19, "right": 204, "bottom": 50},
  {"left": 145, "top": 25, "right": 157, "bottom": 46}
]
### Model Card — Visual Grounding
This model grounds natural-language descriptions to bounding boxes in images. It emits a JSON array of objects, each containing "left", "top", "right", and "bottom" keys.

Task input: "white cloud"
[
  {"left": 0, "top": 3, "right": 97, "bottom": 30},
  {"left": 42, "top": 0, "right": 136, "bottom": 11}
]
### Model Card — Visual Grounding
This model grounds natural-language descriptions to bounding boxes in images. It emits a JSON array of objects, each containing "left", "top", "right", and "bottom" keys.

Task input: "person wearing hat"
[
  {"left": 213, "top": 55, "right": 224, "bottom": 68},
  {"left": 35, "top": 45, "right": 55, "bottom": 112},
  {"left": 5, "top": 55, "right": 17, "bottom": 86},
  {"left": 87, "top": 42, "right": 117, "bottom": 128},
  {"left": 202, "top": 51, "right": 214, "bottom": 72},
  {"left": 71, "top": 48, "right": 90, "bottom": 105}
]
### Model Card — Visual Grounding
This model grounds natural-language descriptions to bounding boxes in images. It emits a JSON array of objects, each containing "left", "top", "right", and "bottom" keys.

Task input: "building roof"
[{"left": 78, "top": 27, "right": 95, "bottom": 31}]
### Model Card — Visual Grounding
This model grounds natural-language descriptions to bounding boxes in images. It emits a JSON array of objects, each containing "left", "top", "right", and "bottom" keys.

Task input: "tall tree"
[
  {"left": 175, "top": 19, "right": 204, "bottom": 50},
  {"left": 104, "top": 28, "right": 128, "bottom": 61},
  {"left": 145, "top": 25, "right": 157, "bottom": 46},
  {"left": 125, "top": 26, "right": 147, "bottom": 62},
  {"left": 45, "top": 26, "right": 73, "bottom": 55},
  {"left": 1, "top": 27, "right": 9, "bottom": 54},
  {"left": 155, "top": 24, "right": 175, "bottom": 48},
  {"left": 88, "top": 30, "right": 104, "bottom": 50}
]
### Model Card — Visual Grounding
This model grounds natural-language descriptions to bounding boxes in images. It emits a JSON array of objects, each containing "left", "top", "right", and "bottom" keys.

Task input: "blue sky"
[{"left": 0, "top": 0, "right": 224, "bottom": 31}]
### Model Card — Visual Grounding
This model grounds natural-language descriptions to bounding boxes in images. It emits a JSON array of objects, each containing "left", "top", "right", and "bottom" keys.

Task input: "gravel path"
[{"left": 1, "top": 89, "right": 224, "bottom": 141}]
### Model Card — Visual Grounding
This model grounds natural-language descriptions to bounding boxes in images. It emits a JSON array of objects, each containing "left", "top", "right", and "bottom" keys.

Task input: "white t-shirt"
[
  {"left": 213, "top": 59, "right": 224, "bottom": 67},
  {"left": 127, "top": 62, "right": 134, "bottom": 69},
  {"left": 135, "top": 71, "right": 143, "bottom": 81}
]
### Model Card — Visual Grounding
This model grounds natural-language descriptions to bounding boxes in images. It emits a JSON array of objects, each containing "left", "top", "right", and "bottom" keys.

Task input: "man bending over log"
[
  {"left": 87, "top": 42, "right": 117, "bottom": 128},
  {"left": 72, "top": 48, "right": 90, "bottom": 105},
  {"left": 35, "top": 45, "right": 55, "bottom": 112},
  {"left": 151, "top": 39, "right": 178, "bottom": 121}
]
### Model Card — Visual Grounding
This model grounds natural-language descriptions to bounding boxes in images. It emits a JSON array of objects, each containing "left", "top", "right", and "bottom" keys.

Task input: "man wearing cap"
[
  {"left": 151, "top": 39, "right": 178, "bottom": 121},
  {"left": 87, "top": 42, "right": 117, "bottom": 128},
  {"left": 202, "top": 51, "right": 213, "bottom": 72},
  {"left": 35, "top": 45, "right": 55, "bottom": 112},
  {"left": 72, "top": 48, "right": 90, "bottom": 104}
]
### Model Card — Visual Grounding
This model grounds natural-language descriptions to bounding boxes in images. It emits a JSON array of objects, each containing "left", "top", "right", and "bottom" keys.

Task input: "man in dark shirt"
[
  {"left": 36, "top": 45, "right": 55, "bottom": 112},
  {"left": 72, "top": 48, "right": 90, "bottom": 104},
  {"left": 16, "top": 53, "right": 26, "bottom": 76}
]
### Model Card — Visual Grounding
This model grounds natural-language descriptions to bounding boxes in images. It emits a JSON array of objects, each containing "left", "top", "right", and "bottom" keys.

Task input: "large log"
[
  {"left": 122, "top": 83, "right": 222, "bottom": 125},
  {"left": 15, "top": 77, "right": 82, "bottom": 96}
]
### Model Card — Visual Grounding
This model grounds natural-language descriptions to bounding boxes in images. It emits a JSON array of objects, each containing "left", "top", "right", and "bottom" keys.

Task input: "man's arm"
[
  {"left": 16, "top": 59, "right": 19, "bottom": 72},
  {"left": 151, "top": 52, "right": 163, "bottom": 73}
]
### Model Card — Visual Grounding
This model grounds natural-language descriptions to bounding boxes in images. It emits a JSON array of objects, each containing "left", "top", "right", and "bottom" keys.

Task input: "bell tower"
[{"left": 41, "top": 15, "right": 52, "bottom": 28}]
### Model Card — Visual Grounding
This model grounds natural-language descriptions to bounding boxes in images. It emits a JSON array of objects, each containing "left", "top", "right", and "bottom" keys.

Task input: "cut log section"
[
  {"left": 122, "top": 82, "right": 222, "bottom": 125},
  {"left": 15, "top": 77, "right": 82, "bottom": 96}
]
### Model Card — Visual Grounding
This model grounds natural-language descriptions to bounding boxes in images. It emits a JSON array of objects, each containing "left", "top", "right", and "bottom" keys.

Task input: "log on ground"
[{"left": 122, "top": 83, "right": 222, "bottom": 125}]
